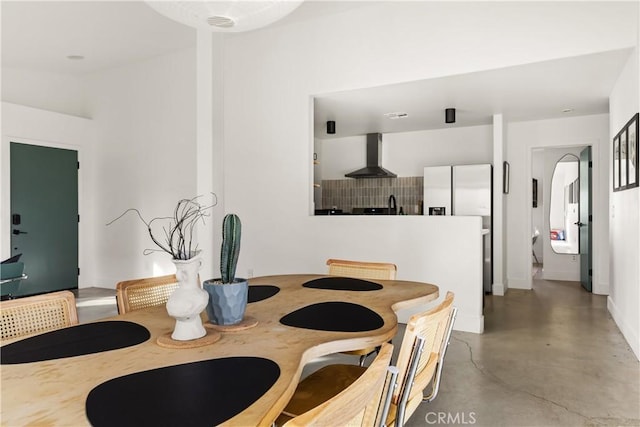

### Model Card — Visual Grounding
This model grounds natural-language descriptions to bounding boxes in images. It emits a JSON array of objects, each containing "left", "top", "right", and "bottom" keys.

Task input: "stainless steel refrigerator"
[{"left": 424, "top": 164, "right": 493, "bottom": 293}]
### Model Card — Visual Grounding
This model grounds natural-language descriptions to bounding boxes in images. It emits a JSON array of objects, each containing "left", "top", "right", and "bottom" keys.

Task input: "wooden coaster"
[
  {"left": 204, "top": 316, "right": 258, "bottom": 332},
  {"left": 156, "top": 329, "right": 221, "bottom": 349}
]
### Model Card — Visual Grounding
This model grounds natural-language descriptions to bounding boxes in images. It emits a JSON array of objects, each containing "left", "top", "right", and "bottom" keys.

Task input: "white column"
[
  {"left": 492, "top": 114, "right": 506, "bottom": 295},
  {"left": 196, "top": 29, "right": 215, "bottom": 280},
  {"left": 211, "top": 34, "right": 225, "bottom": 279}
]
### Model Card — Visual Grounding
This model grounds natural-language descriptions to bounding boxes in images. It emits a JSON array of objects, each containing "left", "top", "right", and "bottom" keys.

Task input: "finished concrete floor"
[
  {"left": 74, "top": 276, "right": 639, "bottom": 426},
  {"left": 403, "top": 278, "right": 640, "bottom": 427}
]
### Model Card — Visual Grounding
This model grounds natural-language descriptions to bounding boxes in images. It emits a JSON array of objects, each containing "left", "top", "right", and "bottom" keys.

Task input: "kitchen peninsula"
[{"left": 309, "top": 214, "right": 485, "bottom": 334}]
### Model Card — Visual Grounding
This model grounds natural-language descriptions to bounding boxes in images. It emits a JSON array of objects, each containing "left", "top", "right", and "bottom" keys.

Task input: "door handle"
[
  {"left": 574, "top": 222, "right": 585, "bottom": 227},
  {"left": 12, "top": 229, "right": 28, "bottom": 235}
]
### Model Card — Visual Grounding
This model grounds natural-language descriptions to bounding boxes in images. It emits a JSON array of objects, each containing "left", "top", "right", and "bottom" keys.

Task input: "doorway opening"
[{"left": 530, "top": 145, "right": 592, "bottom": 291}]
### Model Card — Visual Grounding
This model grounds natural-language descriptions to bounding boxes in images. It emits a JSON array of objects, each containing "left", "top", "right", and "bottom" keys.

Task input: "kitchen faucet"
[{"left": 388, "top": 195, "right": 397, "bottom": 215}]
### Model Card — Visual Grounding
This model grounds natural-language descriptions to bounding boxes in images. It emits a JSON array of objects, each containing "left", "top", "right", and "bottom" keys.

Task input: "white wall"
[
  {"left": 320, "top": 125, "right": 493, "bottom": 179},
  {"left": 1, "top": 49, "right": 198, "bottom": 289},
  {"left": 218, "top": 1, "right": 636, "bottom": 332},
  {"left": 1, "top": 67, "right": 89, "bottom": 118},
  {"left": 1, "top": 102, "right": 95, "bottom": 286},
  {"left": 506, "top": 115, "right": 609, "bottom": 292},
  {"left": 85, "top": 47, "right": 198, "bottom": 287},
  {"left": 608, "top": 45, "right": 639, "bottom": 359}
]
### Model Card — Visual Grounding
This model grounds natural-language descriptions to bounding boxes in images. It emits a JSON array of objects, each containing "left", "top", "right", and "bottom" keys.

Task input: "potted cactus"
[{"left": 203, "top": 214, "right": 248, "bottom": 326}]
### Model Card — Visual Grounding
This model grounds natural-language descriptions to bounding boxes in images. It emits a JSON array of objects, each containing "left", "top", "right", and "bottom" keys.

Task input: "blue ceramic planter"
[{"left": 203, "top": 279, "right": 248, "bottom": 325}]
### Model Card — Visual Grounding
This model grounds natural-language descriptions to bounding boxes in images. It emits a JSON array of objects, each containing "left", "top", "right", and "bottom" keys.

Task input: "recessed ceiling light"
[
  {"left": 562, "top": 108, "right": 574, "bottom": 113},
  {"left": 67, "top": 55, "right": 84, "bottom": 60},
  {"left": 384, "top": 112, "right": 408, "bottom": 120}
]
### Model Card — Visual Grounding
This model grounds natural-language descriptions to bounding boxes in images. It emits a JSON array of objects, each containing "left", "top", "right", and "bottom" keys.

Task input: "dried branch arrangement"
[{"left": 107, "top": 195, "right": 217, "bottom": 260}]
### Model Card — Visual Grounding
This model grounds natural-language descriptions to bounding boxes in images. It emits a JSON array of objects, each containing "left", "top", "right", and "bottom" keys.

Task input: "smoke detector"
[
  {"left": 384, "top": 112, "right": 408, "bottom": 120},
  {"left": 146, "top": 1, "right": 304, "bottom": 32},
  {"left": 207, "top": 16, "right": 235, "bottom": 28}
]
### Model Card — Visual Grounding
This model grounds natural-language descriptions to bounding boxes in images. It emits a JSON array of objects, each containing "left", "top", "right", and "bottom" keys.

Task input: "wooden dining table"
[{"left": 0, "top": 274, "right": 438, "bottom": 427}]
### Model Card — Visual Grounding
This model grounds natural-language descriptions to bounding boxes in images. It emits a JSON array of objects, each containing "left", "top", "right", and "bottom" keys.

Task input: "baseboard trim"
[
  {"left": 492, "top": 282, "right": 505, "bottom": 296},
  {"left": 608, "top": 296, "right": 640, "bottom": 360},
  {"left": 453, "top": 312, "right": 484, "bottom": 334},
  {"left": 508, "top": 277, "right": 531, "bottom": 290},
  {"left": 592, "top": 281, "right": 609, "bottom": 295},
  {"left": 542, "top": 270, "right": 580, "bottom": 282},
  {"left": 397, "top": 306, "right": 484, "bottom": 334}
]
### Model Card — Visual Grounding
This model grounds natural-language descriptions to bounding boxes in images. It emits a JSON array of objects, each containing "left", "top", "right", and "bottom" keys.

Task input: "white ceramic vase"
[{"left": 166, "top": 254, "right": 209, "bottom": 341}]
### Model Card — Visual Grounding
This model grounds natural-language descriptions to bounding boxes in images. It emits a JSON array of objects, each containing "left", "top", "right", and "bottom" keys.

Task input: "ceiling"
[
  {"left": 1, "top": 1, "right": 634, "bottom": 138},
  {"left": 1, "top": 1, "right": 196, "bottom": 75},
  {"left": 314, "top": 48, "right": 634, "bottom": 139},
  {"left": 0, "top": 0, "right": 365, "bottom": 75}
]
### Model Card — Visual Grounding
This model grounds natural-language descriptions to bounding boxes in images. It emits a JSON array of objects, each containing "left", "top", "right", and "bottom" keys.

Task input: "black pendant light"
[
  {"left": 326, "top": 120, "right": 336, "bottom": 134},
  {"left": 445, "top": 108, "right": 456, "bottom": 124}
]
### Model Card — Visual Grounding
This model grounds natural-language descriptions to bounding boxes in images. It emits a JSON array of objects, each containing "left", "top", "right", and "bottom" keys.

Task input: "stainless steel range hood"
[{"left": 345, "top": 133, "right": 397, "bottom": 179}]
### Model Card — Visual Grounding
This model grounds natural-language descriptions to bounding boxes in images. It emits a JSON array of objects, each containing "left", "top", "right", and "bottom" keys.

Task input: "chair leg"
[
  {"left": 358, "top": 345, "right": 382, "bottom": 367},
  {"left": 532, "top": 249, "right": 539, "bottom": 264},
  {"left": 377, "top": 366, "right": 399, "bottom": 427},
  {"left": 423, "top": 308, "right": 457, "bottom": 403},
  {"left": 358, "top": 354, "right": 367, "bottom": 367},
  {"left": 396, "top": 337, "right": 426, "bottom": 427}
]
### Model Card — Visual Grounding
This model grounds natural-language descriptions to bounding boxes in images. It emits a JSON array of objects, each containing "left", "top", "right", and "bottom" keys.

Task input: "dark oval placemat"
[
  {"left": 1, "top": 321, "right": 150, "bottom": 365},
  {"left": 280, "top": 301, "right": 384, "bottom": 332},
  {"left": 86, "top": 357, "right": 280, "bottom": 427},
  {"left": 248, "top": 285, "right": 280, "bottom": 303},
  {"left": 303, "top": 277, "right": 383, "bottom": 291}
]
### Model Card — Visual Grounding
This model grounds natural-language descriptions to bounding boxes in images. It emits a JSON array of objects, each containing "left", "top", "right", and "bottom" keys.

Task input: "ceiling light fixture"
[
  {"left": 66, "top": 55, "right": 84, "bottom": 60},
  {"left": 326, "top": 121, "right": 336, "bottom": 134},
  {"left": 562, "top": 108, "right": 574, "bottom": 113},
  {"left": 445, "top": 108, "right": 456, "bottom": 124},
  {"left": 145, "top": 1, "right": 304, "bottom": 32}
]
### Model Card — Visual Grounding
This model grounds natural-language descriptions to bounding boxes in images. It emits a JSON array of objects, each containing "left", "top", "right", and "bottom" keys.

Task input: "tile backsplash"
[{"left": 321, "top": 177, "right": 423, "bottom": 215}]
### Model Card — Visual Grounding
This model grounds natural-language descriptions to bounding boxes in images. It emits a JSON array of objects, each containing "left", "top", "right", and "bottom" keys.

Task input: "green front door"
[
  {"left": 10, "top": 142, "right": 78, "bottom": 296},
  {"left": 579, "top": 146, "right": 592, "bottom": 292}
]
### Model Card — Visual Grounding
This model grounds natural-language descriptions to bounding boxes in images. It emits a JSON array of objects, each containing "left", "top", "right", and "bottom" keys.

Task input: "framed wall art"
[
  {"left": 613, "top": 113, "right": 639, "bottom": 192},
  {"left": 628, "top": 114, "right": 638, "bottom": 188}
]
